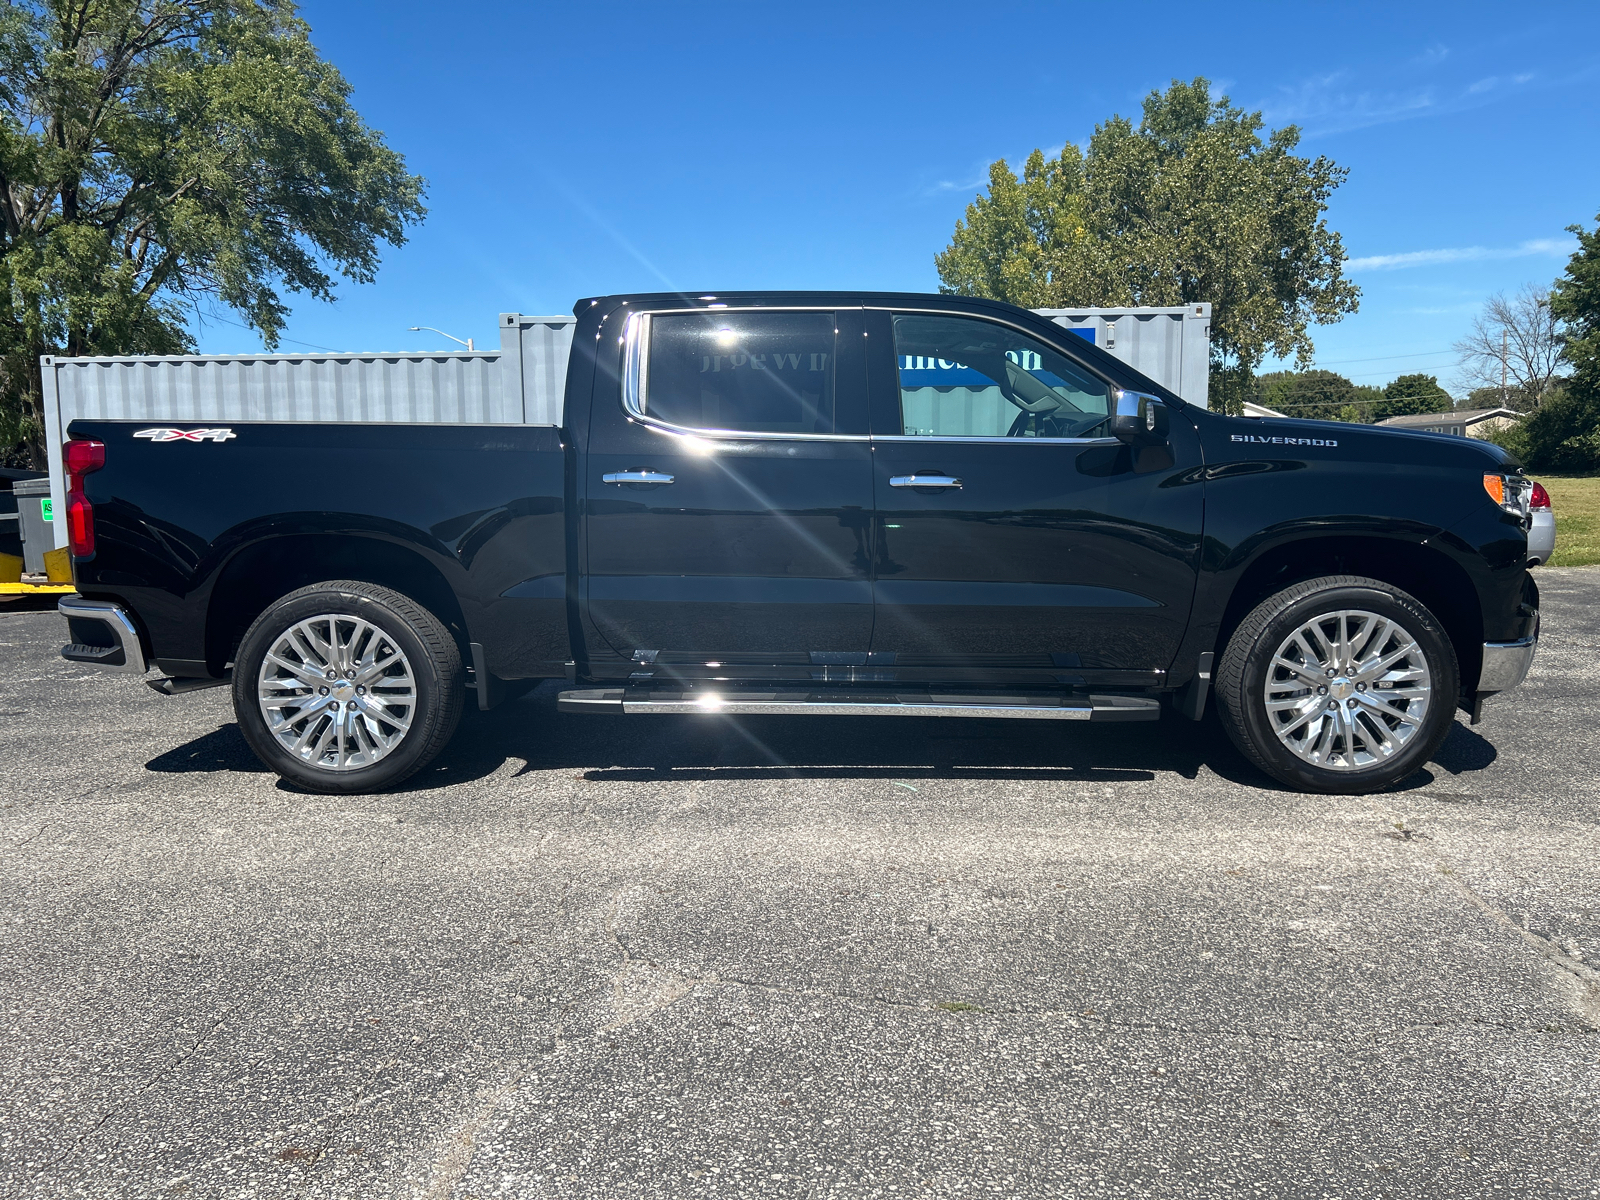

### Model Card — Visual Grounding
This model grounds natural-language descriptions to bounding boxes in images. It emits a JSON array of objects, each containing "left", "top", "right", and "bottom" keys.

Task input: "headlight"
[{"left": 1483, "top": 473, "right": 1533, "bottom": 520}]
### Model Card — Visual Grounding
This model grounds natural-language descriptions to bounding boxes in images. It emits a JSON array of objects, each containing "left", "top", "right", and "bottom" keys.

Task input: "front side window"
[
  {"left": 643, "top": 312, "right": 835, "bottom": 435},
  {"left": 891, "top": 313, "right": 1110, "bottom": 439}
]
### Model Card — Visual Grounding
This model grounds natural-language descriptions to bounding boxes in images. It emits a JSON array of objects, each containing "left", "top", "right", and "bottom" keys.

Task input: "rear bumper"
[
  {"left": 1527, "top": 508, "right": 1555, "bottom": 566},
  {"left": 58, "top": 596, "right": 148, "bottom": 674},
  {"left": 1479, "top": 630, "right": 1538, "bottom": 695}
]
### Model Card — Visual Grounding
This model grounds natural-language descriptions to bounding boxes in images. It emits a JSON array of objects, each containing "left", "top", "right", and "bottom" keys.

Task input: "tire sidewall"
[
  {"left": 233, "top": 585, "right": 451, "bottom": 793},
  {"left": 1234, "top": 583, "right": 1459, "bottom": 793}
]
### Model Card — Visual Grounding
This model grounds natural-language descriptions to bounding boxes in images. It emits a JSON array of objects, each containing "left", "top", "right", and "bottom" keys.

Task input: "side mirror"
[{"left": 1110, "top": 389, "right": 1168, "bottom": 446}]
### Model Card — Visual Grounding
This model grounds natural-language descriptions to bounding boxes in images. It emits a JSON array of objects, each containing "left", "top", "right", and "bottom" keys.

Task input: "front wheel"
[
  {"left": 232, "top": 581, "right": 464, "bottom": 793},
  {"left": 1215, "top": 575, "right": 1459, "bottom": 794}
]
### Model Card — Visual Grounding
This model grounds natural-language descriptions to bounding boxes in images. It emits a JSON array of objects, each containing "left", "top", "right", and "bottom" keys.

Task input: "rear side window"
[
  {"left": 891, "top": 313, "right": 1110, "bottom": 439},
  {"left": 644, "top": 312, "right": 836, "bottom": 435}
]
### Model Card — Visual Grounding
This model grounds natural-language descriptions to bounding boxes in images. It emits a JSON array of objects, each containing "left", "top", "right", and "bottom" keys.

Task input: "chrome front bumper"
[
  {"left": 1479, "top": 633, "right": 1537, "bottom": 695},
  {"left": 58, "top": 596, "right": 148, "bottom": 674}
]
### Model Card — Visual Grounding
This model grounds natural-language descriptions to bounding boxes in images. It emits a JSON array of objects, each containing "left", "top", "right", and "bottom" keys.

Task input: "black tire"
[
  {"left": 1215, "top": 575, "right": 1459, "bottom": 794},
  {"left": 232, "top": 581, "right": 464, "bottom": 793}
]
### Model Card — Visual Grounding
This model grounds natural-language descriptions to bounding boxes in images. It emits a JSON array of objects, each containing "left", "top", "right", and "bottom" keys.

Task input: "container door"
[
  {"left": 866, "top": 309, "right": 1203, "bottom": 681},
  {"left": 582, "top": 308, "right": 874, "bottom": 669}
]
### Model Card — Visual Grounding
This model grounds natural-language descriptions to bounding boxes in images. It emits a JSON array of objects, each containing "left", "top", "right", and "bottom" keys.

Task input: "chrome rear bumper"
[{"left": 58, "top": 596, "right": 147, "bottom": 674}]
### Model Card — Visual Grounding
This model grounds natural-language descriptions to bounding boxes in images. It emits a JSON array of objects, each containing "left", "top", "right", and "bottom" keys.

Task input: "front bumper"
[
  {"left": 1479, "top": 630, "right": 1538, "bottom": 695},
  {"left": 58, "top": 596, "right": 148, "bottom": 674}
]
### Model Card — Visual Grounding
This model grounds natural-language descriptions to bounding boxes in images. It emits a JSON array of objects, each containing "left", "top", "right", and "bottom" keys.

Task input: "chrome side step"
[{"left": 557, "top": 686, "right": 1160, "bottom": 722}]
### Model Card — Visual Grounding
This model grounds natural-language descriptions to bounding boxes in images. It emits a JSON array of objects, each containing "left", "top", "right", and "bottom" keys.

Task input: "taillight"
[
  {"left": 63, "top": 438, "right": 106, "bottom": 557},
  {"left": 64, "top": 439, "right": 104, "bottom": 476},
  {"left": 1530, "top": 480, "right": 1551, "bottom": 511}
]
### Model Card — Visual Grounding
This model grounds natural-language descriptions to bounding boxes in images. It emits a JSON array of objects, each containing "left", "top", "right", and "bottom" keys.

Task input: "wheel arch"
[
  {"left": 1217, "top": 536, "right": 1485, "bottom": 694},
  {"left": 204, "top": 533, "right": 470, "bottom": 677}
]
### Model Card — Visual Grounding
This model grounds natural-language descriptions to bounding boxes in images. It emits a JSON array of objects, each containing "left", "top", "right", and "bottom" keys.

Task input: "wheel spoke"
[
  {"left": 1354, "top": 690, "right": 1421, "bottom": 723},
  {"left": 1271, "top": 656, "right": 1324, "bottom": 686},
  {"left": 264, "top": 651, "right": 323, "bottom": 686}
]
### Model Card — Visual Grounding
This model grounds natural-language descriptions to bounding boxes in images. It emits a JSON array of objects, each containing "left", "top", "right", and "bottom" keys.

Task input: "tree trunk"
[{"left": 24, "top": 345, "right": 47, "bottom": 471}]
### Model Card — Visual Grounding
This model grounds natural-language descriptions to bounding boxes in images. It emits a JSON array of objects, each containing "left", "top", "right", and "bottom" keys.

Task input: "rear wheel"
[
  {"left": 232, "top": 581, "right": 464, "bottom": 793},
  {"left": 1215, "top": 575, "right": 1459, "bottom": 794}
]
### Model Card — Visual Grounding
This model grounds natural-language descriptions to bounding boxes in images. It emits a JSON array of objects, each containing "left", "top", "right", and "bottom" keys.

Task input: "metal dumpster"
[{"left": 14, "top": 477, "right": 52, "bottom": 574}]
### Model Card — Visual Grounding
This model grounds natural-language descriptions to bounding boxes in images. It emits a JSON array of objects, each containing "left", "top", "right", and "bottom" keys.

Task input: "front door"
[
  {"left": 865, "top": 309, "right": 1204, "bottom": 683},
  {"left": 583, "top": 307, "right": 874, "bottom": 671}
]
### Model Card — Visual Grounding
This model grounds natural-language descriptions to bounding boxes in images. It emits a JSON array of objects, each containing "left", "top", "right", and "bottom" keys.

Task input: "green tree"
[
  {"left": 935, "top": 77, "right": 1360, "bottom": 413},
  {"left": 1376, "top": 373, "right": 1453, "bottom": 421},
  {"left": 0, "top": 0, "right": 425, "bottom": 468},
  {"left": 1530, "top": 211, "right": 1600, "bottom": 472},
  {"left": 1253, "top": 368, "right": 1381, "bottom": 422}
]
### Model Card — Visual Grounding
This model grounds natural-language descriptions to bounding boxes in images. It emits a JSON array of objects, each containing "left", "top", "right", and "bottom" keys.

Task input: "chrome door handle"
[
  {"left": 602, "top": 470, "right": 675, "bottom": 485},
  {"left": 889, "top": 474, "right": 962, "bottom": 489}
]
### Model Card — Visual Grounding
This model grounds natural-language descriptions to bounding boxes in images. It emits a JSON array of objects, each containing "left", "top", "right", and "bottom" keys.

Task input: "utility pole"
[{"left": 1500, "top": 330, "right": 1507, "bottom": 408}]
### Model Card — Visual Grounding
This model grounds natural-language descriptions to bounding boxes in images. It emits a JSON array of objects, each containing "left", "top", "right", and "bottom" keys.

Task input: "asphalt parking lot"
[{"left": 1, "top": 571, "right": 1597, "bottom": 1200}]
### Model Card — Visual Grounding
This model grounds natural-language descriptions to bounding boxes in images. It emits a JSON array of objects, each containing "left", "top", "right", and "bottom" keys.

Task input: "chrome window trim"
[
  {"left": 873, "top": 433, "right": 1121, "bottom": 446},
  {"left": 622, "top": 307, "right": 869, "bottom": 444},
  {"left": 873, "top": 304, "right": 1132, "bottom": 443}
]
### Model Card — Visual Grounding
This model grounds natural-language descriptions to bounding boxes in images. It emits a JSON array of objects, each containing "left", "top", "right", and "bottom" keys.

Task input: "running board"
[{"left": 557, "top": 686, "right": 1160, "bottom": 722}]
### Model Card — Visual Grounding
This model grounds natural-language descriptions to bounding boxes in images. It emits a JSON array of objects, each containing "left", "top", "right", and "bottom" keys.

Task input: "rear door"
[
  {"left": 582, "top": 306, "right": 874, "bottom": 667},
  {"left": 865, "top": 308, "right": 1204, "bottom": 682}
]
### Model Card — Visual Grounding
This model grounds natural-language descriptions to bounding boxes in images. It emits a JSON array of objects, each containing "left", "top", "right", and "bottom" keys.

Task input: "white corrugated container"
[
  {"left": 38, "top": 313, "right": 575, "bottom": 548},
  {"left": 38, "top": 303, "right": 1210, "bottom": 547},
  {"left": 1033, "top": 304, "right": 1212, "bottom": 408}
]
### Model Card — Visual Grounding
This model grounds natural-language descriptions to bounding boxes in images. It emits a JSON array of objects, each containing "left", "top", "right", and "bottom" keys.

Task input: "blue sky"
[{"left": 196, "top": 0, "right": 1600, "bottom": 398}]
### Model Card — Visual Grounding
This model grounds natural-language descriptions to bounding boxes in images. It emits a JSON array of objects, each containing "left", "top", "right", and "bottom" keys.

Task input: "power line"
[
  {"left": 1307, "top": 347, "right": 1457, "bottom": 367},
  {"left": 195, "top": 311, "right": 338, "bottom": 354}
]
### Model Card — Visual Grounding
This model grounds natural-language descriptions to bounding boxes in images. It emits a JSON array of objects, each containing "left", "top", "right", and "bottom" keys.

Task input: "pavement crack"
[
  {"left": 1438, "top": 871, "right": 1600, "bottom": 1027},
  {"left": 47, "top": 1010, "right": 231, "bottom": 1166},
  {"left": 1364, "top": 802, "right": 1600, "bottom": 1027},
  {"left": 419, "top": 1065, "right": 530, "bottom": 1200}
]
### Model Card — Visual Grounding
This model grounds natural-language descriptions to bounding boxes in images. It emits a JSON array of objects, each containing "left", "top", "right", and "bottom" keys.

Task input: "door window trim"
[
  {"left": 870, "top": 305, "right": 1124, "bottom": 446},
  {"left": 622, "top": 309, "right": 869, "bottom": 443}
]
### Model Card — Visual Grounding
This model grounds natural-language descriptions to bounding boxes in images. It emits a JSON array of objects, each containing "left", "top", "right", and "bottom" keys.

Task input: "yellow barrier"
[
  {"left": 0, "top": 581, "right": 75, "bottom": 595},
  {"left": 43, "top": 546, "right": 72, "bottom": 583},
  {"left": 0, "top": 552, "right": 21, "bottom": 583}
]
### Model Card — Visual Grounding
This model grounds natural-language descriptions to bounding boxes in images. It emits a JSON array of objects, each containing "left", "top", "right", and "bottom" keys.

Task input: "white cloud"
[
  {"left": 918, "top": 142, "right": 1078, "bottom": 200},
  {"left": 1263, "top": 59, "right": 1543, "bottom": 135},
  {"left": 1347, "top": 238, "right": 1575, "bottom": 272}
]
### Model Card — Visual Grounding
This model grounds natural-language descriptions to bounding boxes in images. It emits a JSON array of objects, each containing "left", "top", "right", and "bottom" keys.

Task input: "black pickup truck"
[{"left": 55, "top": 291, "right": 1540, "bottom": 795}]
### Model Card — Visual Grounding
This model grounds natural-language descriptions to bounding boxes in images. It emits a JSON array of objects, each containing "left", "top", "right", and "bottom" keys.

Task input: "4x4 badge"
[{"left": 133, "top": 427, "right": 237, "bottom": 443}]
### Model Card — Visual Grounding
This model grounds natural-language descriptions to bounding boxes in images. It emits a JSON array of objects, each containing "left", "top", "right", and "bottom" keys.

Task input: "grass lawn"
[{"left": 1537, "top": 474, "right": 1600, "bottom": 567}]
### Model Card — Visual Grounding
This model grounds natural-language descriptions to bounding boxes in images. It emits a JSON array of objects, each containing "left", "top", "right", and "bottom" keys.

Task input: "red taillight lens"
[
  {"left": 63, "top": 438, "right": 106, "bottom": 557},
  {"left": 1530, "top": 480, "right": 1551, "bottom": 511},
  {"left": 66, "top": 492, "right": 94, "bottom": 556},
  {"left": 64, "top": 439, "right": 105, "bottom": 476}
]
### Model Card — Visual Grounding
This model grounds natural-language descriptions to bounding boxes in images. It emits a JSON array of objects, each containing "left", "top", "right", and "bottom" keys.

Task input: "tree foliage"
[
  {"left": 0, "top": 0, "right": 425, "bottom": 466},
  {"left": 1380, "top": 373, "right": 1453, "bottom": 420},
  {"left": 1519, "top": 213, "right": 1600, "bottom": 473},
  {"left": 935, "top": 78, "right": 1360, "bottom": 412},
  {"left": 1253, "top": 369, "right": 1375, "bottom": 422}
]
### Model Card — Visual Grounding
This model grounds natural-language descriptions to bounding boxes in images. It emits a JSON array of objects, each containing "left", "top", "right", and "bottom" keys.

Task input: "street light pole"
[{"left": 408, "top": 325, "right": 475, "bottom": 352}]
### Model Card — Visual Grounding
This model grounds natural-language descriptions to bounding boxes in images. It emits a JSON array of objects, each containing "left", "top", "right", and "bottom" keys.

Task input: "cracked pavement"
[{"left": 1, "top": 568, "right": 1597, "bottom": 1199}]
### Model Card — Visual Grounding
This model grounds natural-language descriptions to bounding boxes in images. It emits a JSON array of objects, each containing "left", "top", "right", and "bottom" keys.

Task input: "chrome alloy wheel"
[
  {"left": 256, "top": 615, "right": 416, "bottom": 772},
  {"left": 1262, "top": 608, "right": 1433, "bottom": 772}
]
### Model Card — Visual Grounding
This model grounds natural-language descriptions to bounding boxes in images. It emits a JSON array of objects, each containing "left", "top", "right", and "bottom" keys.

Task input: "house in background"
[
  {"left": 1241, "top": 400, "right": 1288, "bottom": 418},
  {"left": 1377, "top": 407, "right": 1522, "bottom": 439}
]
